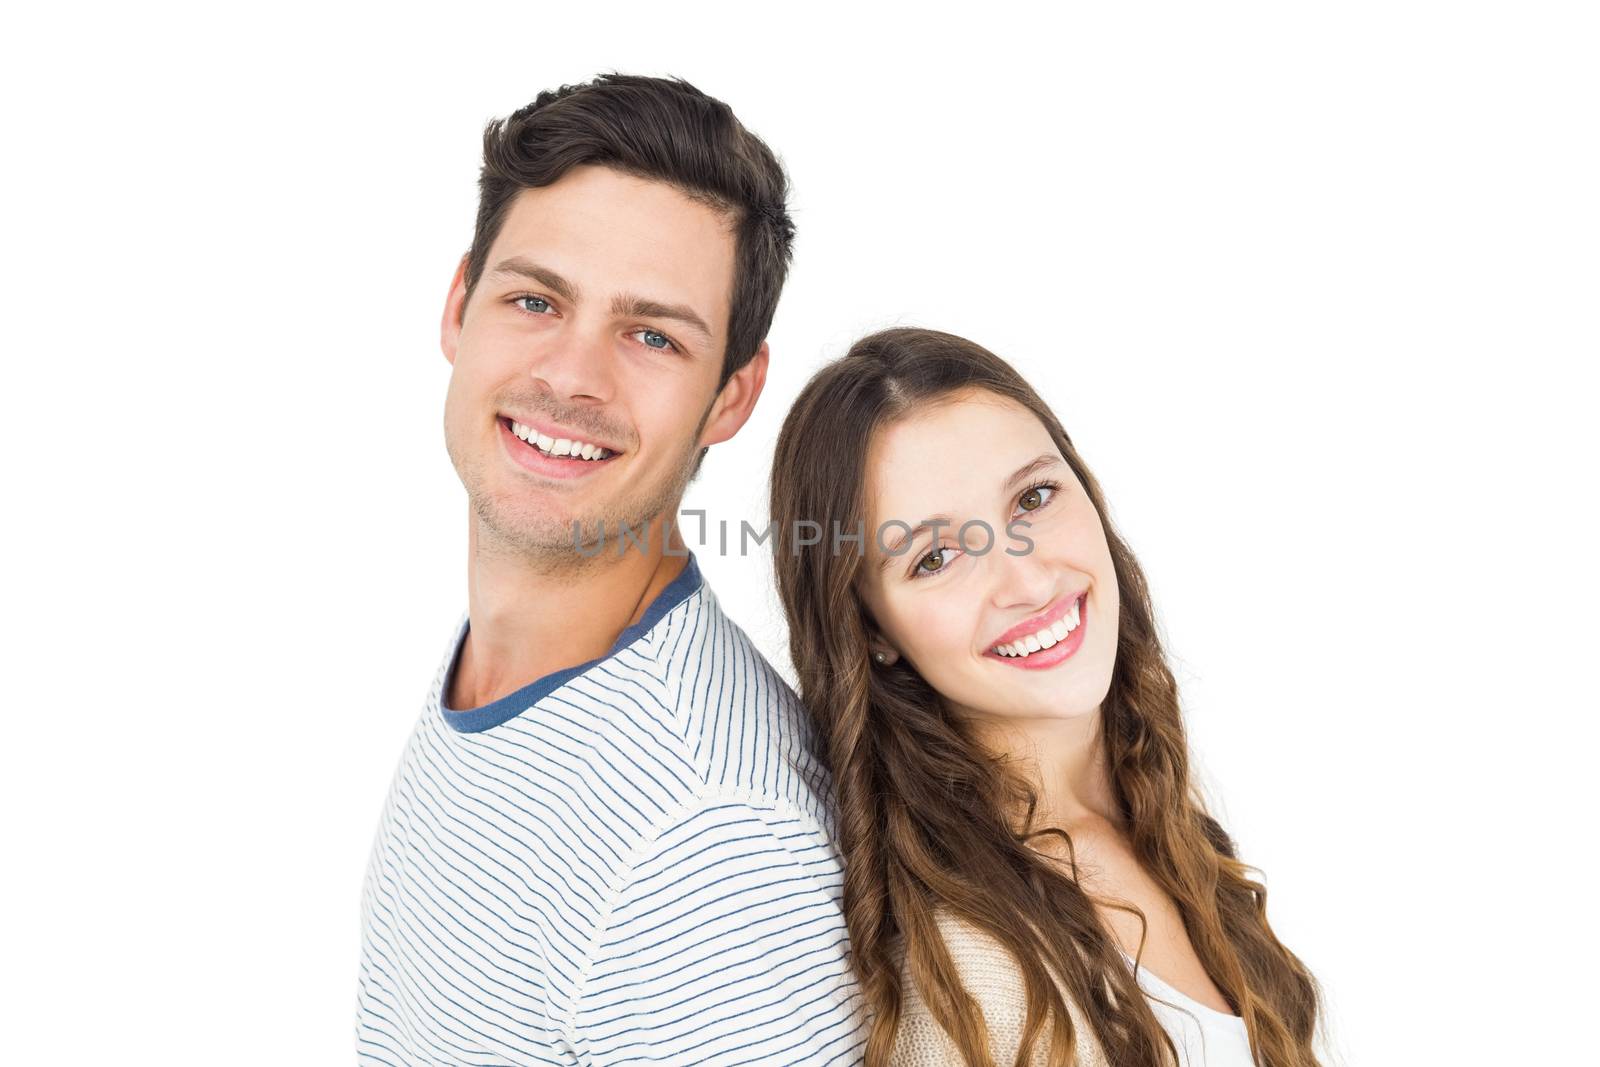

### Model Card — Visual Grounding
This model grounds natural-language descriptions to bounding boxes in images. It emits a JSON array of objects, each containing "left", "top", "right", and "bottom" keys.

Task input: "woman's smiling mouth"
[{"left": 984, "top": 592, "right": 1087, "bottom": 670}]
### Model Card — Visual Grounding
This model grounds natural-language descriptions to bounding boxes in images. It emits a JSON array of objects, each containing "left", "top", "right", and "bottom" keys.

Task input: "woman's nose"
[{"left": 987, "top": 534, "right": 1063, "bottom": 611}]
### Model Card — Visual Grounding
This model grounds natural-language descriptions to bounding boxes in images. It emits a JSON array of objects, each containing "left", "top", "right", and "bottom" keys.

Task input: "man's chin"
[
  {"left": 474, "top": 500, "right": 662, "bottom": 560},
  {"left": 471, "top": 497, "right": 582, "bottom": 554},
  {"left": 465, "top": 452, "right": 692, "bottom": 563}
]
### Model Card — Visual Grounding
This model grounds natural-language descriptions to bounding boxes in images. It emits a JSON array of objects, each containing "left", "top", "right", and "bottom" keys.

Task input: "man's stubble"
[{"left": 447, "top": 398, "right": 715, "bottom": 579}]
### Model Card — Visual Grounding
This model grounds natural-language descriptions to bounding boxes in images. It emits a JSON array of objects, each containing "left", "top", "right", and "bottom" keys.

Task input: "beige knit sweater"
[{"left": 888, "top": 910, "right": 1113, "bottom": 1067}]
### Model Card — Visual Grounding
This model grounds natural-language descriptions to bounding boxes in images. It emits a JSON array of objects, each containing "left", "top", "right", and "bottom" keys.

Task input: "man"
[{"left": 355, "top": 75, "right": 866, "bottom": 1065}]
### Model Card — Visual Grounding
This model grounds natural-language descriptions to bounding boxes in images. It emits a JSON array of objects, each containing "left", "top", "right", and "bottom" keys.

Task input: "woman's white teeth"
[
  {"left": 511, "top": 421, "right": 612, "bottom": 460},
  {"left": 993, "top": 598, "right": 1081, "bottom": 658}
]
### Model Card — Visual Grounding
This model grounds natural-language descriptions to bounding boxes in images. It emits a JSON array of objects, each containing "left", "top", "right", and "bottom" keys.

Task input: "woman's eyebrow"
[
  {"left": 878, "top": 515, "right": 954, "bottom": 566},
  {"left": 874, "top": 454, "right": 1062, "bottom": 569},
  {"left": 1003, "top": 453, "right": 1062, "bottom": 493}
]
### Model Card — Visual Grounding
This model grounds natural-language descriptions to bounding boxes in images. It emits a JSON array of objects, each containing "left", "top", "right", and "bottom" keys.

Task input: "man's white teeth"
[
  {"left": 993, "top": 598, "right": 1081, "bottom": 658},
  {"left": 510, "top": 421, "right": 612, "bottom": 460}
]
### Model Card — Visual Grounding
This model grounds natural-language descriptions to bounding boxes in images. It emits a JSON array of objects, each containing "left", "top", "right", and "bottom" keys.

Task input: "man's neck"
[{"left": 449, "top": 513, "right": 690, "bottom": 711}]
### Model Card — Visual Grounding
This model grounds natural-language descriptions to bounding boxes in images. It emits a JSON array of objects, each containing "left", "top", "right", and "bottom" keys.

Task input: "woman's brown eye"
[
  {"left": 918, "top": 550, "right": 944, "bottom": 572},
  {"left": 1018, "top": 484, "right": 1056, "bottom": 512}
]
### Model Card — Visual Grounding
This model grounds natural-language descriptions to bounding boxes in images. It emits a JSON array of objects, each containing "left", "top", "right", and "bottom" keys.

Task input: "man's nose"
[{"left": 528, "top": 319, "right": 617, "bottom": 405}]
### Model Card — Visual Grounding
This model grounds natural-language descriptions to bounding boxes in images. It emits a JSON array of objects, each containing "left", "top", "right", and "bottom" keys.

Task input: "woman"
[{"left": 769, "top": 328, "right": 1326, "bottom": 1067}]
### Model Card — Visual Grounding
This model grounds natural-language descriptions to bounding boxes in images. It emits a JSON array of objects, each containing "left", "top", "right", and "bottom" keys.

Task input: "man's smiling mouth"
[{"left": 501, "top": 417, "right": 620, "bottom": 461}]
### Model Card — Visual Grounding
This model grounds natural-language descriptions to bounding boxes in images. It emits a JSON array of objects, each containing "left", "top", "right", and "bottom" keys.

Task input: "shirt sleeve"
[{"left": 567, "top": 793, "right": 867, "bottom": 1066}]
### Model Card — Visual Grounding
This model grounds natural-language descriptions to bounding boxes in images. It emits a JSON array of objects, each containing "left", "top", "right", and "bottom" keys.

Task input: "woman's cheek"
[{"left": 926, "top": 589, "right": 976, "bottom": 657}]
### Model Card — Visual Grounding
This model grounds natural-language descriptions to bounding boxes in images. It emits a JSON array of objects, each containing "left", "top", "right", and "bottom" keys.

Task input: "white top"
[
  {"left": 355, "top": 553, "right": 868, "bottom": 1065},
  {"left": 1121, "top": 948, "right": 1256, "bottom": 1067}
]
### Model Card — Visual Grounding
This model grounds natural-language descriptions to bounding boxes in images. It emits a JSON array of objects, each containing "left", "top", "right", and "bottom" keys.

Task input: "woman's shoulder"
[{"left": 888, "top": 909, "right": 1111, "bottom": 1067}]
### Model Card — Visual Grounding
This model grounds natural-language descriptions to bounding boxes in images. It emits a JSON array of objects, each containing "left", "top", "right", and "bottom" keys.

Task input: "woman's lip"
[
  {"left": 985, "top": 590, "right": 1086, "bottom": 650},
  {"left": 984, "top": 593, "right": 1087, "bottom": 670}
]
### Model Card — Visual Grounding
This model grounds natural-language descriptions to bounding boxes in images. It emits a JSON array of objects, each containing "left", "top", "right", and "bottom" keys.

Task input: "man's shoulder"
[
  {"left": 644, "top": 575, "right": 833, "bottom": 813},
  {"left": 645, "top": 571, "right": 804, "bottom": 712}
]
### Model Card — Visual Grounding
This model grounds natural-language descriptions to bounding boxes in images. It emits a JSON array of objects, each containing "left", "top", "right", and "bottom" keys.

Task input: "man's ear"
[
  {"left": 698, "top": 340, "right": 770, "bottom": 448},
  {"left": 440, "top": 254, "right": 471, "bottom": 366}
]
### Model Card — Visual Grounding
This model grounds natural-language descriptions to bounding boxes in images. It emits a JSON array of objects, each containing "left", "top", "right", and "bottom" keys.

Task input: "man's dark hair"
[{"left": 462, "top": 72, "right": 796, "bottom": 391}]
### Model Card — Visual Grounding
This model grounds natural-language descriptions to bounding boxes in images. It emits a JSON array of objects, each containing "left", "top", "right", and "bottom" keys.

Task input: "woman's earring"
[{"left": 873, "top": 651, "right": 887, "bottom": 665}]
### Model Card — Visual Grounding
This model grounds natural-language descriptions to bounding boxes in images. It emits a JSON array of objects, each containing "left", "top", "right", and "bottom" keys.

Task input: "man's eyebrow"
[
  {"left": 487, "top": 257, "right": 580, "bottom": 303},
  {"left": 486, "top": 256, "right": 715, "bottom": 348},
  {"left": 874, "top": 454, "right": 1063, "bottom": 571},
  {"left": 611, "top": 294, "right": 715, "bottom": 347}
]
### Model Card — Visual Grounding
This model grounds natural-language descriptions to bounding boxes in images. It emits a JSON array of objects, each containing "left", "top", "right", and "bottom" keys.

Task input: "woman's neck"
[{"left": 974, "top": 706, "right": 1122, "bottom": 833}]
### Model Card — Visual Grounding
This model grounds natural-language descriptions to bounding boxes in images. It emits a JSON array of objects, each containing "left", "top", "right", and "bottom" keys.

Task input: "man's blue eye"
[
  {"left": 519, "top": 296, "right": 551, "bottom": 314},
  {"left": 641, "top": 329, "right": 671, "bottom": 350}
]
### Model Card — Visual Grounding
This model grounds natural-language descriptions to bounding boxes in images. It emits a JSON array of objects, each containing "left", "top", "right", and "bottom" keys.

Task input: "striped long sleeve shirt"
[{"left": 355, "top": 553, "right": 868, "bottom": 1065}]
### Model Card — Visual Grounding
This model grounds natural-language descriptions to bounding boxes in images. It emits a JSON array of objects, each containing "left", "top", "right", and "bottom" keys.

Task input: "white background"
[{"left": 3, "top": 2, "right": 1595, "bottom": 1063}]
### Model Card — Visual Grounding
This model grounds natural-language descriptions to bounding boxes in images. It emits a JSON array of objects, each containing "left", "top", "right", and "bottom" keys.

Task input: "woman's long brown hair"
[{"left": 769, "top": 328, "right": 1326, "bottom": 1066}]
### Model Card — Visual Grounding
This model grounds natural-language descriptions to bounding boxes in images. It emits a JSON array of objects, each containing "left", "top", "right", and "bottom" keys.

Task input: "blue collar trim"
[{"left": 439, "top": 552, "right": 704, "bottom": 734}]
